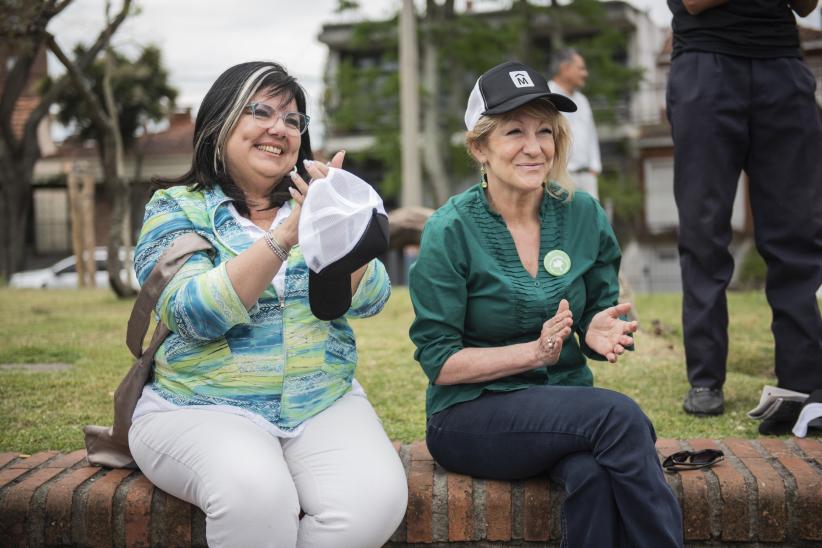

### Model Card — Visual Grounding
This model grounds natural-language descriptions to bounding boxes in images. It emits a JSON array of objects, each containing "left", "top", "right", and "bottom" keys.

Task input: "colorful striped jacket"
[{"left": 134, "top": 184, "right": 391, "bottom": 430}]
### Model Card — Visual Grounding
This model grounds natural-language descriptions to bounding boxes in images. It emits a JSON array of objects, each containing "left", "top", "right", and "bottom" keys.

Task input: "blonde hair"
[{"left": 465, "top": 99, "right": 574, "bottom": 199}]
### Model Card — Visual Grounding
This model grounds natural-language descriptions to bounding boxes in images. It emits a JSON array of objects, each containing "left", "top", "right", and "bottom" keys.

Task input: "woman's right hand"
[{"left": 535, "top": 299, "right": 573, "bottom": 366}]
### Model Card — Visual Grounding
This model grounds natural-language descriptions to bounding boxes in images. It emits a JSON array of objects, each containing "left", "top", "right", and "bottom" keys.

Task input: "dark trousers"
[
  {"left": 426, "top": 387, "right": 683, "bottom": 548},
  {"left": 667, "top": 52, "right": 822, "bottom": 392}
]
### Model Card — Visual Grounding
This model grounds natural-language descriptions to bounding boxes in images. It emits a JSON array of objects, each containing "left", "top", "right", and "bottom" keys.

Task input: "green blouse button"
[{"left": 544, "top": 250, "right": 571, "bottom": 276}]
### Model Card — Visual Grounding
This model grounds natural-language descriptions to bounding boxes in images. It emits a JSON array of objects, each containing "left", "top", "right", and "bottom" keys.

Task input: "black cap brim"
[
  {"left": 309, "top": 269, "right": 352, "bottom": 321},
  {"left": 484, "top": 91, "right": 577, "bottom": 115},
  {"left": 308, "top": 210, "right": 389, "bottom": 321}
]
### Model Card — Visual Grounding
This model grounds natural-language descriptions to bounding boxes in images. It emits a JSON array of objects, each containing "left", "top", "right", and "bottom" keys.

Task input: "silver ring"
[{"left": 547, "top": 336, "right": 557, "bottom": 350}]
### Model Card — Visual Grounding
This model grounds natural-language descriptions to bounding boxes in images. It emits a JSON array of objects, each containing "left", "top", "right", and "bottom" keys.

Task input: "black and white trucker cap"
[
  {"left": 298, "top": 167, "right": 389, "bottom": 321},
  {"left": 464, "top": 61, "right": 577, "bottom": 131}
]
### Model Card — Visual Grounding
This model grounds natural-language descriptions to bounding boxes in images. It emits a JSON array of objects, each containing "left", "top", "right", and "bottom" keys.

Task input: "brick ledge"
[{"left": 0, "top": 438, "right": 820, "bottom": 546}]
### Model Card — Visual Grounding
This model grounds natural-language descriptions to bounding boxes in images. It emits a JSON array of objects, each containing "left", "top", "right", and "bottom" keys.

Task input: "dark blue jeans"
[{"left": 426, "top": 386, "right": 683, "bottom": 548}]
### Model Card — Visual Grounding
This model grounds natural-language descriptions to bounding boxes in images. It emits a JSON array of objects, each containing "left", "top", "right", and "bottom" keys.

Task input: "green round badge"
[{"left": 543, "top": 250, "right": 571, "bottom": 276}]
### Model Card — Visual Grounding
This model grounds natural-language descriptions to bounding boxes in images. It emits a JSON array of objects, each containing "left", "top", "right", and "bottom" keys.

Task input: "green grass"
[{"left": 0, "top": 288, "right": 815, "bottom": 453}]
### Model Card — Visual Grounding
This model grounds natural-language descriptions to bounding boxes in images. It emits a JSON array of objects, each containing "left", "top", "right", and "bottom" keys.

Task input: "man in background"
[
  {"left": 667, "top": 0, "right": 822, "bottom": 428},
  {"left": 549, "top": 48, "right": 602, "bottom": 200}
]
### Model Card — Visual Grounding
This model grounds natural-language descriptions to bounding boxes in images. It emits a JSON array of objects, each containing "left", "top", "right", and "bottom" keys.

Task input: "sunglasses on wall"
[{"left": 662, "top": 449, "right": 724, "bottom": 472}]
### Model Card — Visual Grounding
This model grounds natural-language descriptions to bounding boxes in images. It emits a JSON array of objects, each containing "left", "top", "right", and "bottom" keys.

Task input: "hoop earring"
[{"left": 480, "top": 164, "right": 488, "bottom": 189}]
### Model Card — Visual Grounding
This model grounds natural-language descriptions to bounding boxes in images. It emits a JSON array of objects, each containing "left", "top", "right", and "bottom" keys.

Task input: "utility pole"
[
  {"left": 399, "top": 0, "right": 422, "bottom": 207},
  {"left": 65, "top": 161, "right": 96, "bottom": 287}
]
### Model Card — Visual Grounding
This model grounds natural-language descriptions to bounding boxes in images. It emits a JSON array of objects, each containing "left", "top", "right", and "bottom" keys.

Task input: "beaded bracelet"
[{"left": 264, "top": 231, "right": 290, "bottom": 262}]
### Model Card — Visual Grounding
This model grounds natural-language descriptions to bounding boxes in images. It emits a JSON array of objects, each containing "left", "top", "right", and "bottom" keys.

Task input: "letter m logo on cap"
[{"left": 509, "top": 70, "right": 534, "bottom": 88}]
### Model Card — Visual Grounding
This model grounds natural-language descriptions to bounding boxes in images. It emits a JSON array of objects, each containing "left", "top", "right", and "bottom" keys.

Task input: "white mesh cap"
[
  {"left": 300, "top": 167, "right": 386, "bottom": 273},
  {"left": 299, "top": 167, "right": 389, "bottom": 320},
  {"left": 464, "top": 77, "right": 487, "bottom": 133},
  {"left": 464, "top": 61, "right": 576, "bottom": 131}
]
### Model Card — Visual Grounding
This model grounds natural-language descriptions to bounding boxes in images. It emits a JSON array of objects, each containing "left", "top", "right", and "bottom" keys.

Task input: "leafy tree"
[
  {"left": 326, "top": 0, "right": 644, "bottom": 217},
  {"left": 44, "top": 40, "right": 176, "bottom": 296},
  {"left": 0, "top": 0, "right": 133, "bottom": 280},
  {"left": 47, "top": 44, "right": 177, "bottom": 152}
]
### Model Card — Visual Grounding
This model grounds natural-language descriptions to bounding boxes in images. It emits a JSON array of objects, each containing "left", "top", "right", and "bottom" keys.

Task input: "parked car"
[{"left": 9, "top": 248, "right": 138, "bottom": 289}]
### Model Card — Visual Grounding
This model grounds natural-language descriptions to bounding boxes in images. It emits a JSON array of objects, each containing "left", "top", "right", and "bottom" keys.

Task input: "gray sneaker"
[{"left": 683, "top": 387, "right": 724, "bottom": 416}]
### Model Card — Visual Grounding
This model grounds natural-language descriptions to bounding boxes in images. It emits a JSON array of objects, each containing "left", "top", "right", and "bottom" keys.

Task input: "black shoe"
[
  {"left": 683, "top": 387, "right": 724, "bottom": 416},
  {"left": 758, "top": 400, "right": 804, "bottom": 436}
]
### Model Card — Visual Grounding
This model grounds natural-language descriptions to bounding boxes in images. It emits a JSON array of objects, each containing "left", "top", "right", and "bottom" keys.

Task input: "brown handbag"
[{"left": 84, "top": 232, "right": 212, "bottom": 468}]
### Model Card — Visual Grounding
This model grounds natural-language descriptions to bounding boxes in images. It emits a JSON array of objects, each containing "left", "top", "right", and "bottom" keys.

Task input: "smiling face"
[
  {"left": 223, "top": 89, "right": 301, "bottom": 196},
  {"left": 471, "top": 109, "right": 556, "bottom": 196}
]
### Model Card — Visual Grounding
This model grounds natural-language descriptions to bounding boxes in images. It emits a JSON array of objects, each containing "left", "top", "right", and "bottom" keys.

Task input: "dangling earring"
[{"left": 480, "top": 164, "right": 488, "bottom": 189}]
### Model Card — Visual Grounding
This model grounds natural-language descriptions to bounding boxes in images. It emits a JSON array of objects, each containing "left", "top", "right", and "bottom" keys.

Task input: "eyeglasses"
[
  {"left": 662, "top": 449, "right": 724, "bottom": 473},
  {"left": 244, "top": 103, "right": 310, "bottom": 135}
]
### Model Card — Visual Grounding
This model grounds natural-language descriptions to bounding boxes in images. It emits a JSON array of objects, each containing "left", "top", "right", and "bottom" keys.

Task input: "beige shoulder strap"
[{"left": 126, "top": 232, "right": 212, "bottom": 358}]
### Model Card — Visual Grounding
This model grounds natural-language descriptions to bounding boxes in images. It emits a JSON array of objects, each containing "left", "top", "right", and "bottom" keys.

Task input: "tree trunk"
[
  {"left": 98, "top": 135, "right": 133, "bottom": 297},
  {"left": 101, "top": 40, "right": 135, "bottom": 298},
  {"left": 421, "top": 37, "right": 450, "bottom": 206},
  {"left": 0, "top": 0, "right": 132, "bottom": 279},
  {"left": 106, "top": 182, "right": 133, "bottom": 297},
  {"left": 544, "top": 0, "right": 564, "bottom": 54},
  {"left": 0, "top": 160, "right": 32, "bottom": 279},
  {"left": 0, "top": 42, "right": 41, "bottom": 279},
  {"left": 96, "top": 12, "right": 137, "bottom": 299},
  {"left": 420, "top": 0, "right": 454, "bottom": 207},
  {"left": 0, "top": 107, "right": 39, "bottom": 278}
]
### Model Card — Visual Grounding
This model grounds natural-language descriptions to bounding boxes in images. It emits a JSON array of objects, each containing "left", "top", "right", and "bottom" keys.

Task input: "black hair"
[{"left": 152, "top": 61, "right": 314, "bottom": 215}]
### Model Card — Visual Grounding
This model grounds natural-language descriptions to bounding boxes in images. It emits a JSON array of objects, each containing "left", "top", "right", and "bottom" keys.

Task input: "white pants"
[
  {"left": 129, "top": 393, "right": 408, "bottom": 548},
  {"left": 571, "top": 171, "right": 599, "bottom": 200}
]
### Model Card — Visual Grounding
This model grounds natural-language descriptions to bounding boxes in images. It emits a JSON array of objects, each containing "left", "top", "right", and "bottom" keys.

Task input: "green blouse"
[{"left": 408, "top": 184, "right": 622, "bottom": 417}]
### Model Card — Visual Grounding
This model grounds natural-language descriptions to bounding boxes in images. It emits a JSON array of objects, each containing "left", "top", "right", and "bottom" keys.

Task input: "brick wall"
[{"left": 1, "top": 438, "right": 820, "bottom": 547}]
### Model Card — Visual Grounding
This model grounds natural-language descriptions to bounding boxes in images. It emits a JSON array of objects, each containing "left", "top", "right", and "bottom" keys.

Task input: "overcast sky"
[{"left": 48, "top": 0, "right": 821, "bottom": 144}]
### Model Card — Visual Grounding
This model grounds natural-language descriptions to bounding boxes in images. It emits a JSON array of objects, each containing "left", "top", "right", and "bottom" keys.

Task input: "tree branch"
[
  {"left": 20, "top": 0, "right": 132, "bottom": 162},
  {"left": 0, "top": 0, "right": 76, "bottom": 145},
  {"left": 45, "top": 33, "right": 111, "bottom": 132},
  {"left": 53, "top": 0, "right": 74, "bottom": 17}
]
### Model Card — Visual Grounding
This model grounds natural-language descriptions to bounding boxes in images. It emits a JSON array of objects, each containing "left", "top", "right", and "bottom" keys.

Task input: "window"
[
  {"left": 54, "top": 262, "right": 76, "bottom": 276},
  {"left": 34, "top": 188, "right": 70, "bottom": 253}
]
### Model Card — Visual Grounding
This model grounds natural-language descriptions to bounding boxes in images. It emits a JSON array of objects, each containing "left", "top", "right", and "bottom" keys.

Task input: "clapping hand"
[
  {"left": 274, "top": 150, "right": 346, "bottom": 247},
  {"left": 535, "top": 299, "right": 573, "bottom": 366},
  {"left": 584, "top": 303, "right": 638, "bottom": 363}
]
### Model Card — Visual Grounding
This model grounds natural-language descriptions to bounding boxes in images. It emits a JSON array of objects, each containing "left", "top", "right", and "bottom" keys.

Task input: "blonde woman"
[{"left": 409, "top": 61, "right": 683, "bottom": 548}]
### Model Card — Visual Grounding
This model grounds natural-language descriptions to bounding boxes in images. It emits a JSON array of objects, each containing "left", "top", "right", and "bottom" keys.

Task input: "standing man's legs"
[
  {"left": 667, "top": 52, "right": 750, "bottom": 415},
  {"left": 747, "top": 57, "right": 822, "bottom": 394}
]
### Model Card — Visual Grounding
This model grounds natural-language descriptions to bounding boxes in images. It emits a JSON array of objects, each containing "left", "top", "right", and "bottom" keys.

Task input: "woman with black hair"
[{"left": 128, "top": 62, "right": 407, "bottom": 548}]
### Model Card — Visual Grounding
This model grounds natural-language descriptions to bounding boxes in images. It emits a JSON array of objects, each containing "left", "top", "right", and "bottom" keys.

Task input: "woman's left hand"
[
  {"left": 584, "top": 303, "right": 638, "bottom": 363},
  {"left": 304, "top": 150, "right": 345, "bottom": 180},
  {"left": 274, "top": 150, "right": 346, "bottom": 247}
]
